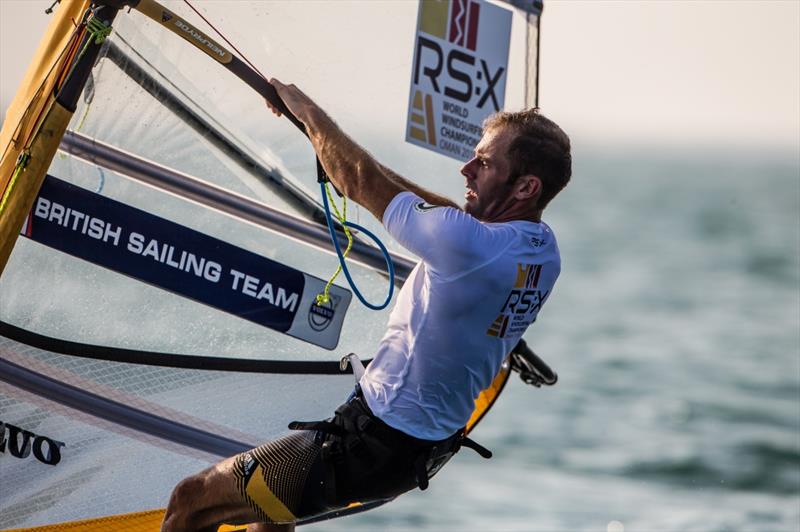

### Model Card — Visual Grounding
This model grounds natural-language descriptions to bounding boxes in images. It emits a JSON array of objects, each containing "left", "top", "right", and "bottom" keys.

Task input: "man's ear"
[{"left": 514, "top": 175, "right": 542, "bottom": 201}]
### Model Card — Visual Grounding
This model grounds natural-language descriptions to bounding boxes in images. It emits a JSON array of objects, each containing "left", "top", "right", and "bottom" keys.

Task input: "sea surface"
[{"left": 305, "top": 147, "right": 800, "bottom": 532}]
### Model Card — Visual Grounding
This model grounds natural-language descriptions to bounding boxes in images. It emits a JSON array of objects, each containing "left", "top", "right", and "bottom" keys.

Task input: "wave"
[{"left": 621, "top": 441, "right": 800, "bottom": 495}]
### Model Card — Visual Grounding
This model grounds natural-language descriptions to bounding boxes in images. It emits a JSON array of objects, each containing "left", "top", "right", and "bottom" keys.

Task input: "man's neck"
[{"left": 482, "top": 209, "right": 542, "bottom": 224}]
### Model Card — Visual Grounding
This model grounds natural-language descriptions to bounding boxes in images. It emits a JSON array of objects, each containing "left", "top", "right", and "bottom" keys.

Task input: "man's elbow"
[{"left": 342, "top": 159, "right": 379, "bottom": 202}]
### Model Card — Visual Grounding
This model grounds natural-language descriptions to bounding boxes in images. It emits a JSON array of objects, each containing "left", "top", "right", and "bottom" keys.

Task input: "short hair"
[{"left": 484, "top": 109, "right": 571, "bottom": 210}]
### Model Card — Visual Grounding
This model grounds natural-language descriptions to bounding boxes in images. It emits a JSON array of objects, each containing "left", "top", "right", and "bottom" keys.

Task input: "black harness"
[
  {"left": 287, "top": 341, "right": 556, "bottom": 508},
  {"left": 289, "top": 388, "right": 491, "bottom": 505},
  {"left": 233, "top": 343, "right": 555, "bottom": 522}
]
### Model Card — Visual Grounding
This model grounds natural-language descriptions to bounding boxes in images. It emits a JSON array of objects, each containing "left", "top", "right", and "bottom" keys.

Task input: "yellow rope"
[
  {"left": 61, "top": 13, "right": 112, "bottom": 99},
  {"left": 316, "top": 183, "right": 353, "bottom": 305},
  {"left": 0, "top": 151, "right": 31, "bottom": 215},
  {"left": 74, "top": 97, "right": 93, "bottom": 132}
]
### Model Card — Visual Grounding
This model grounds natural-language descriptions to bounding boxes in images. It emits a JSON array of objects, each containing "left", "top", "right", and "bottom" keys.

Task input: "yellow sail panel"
[
  {"left": 3, "top": 509, "right": 253, "bottom": 532},
  {"left": 0, "top": 0, "right": 90, "bottom": 274},
  {"left": 466, "top": 359, "right": 511, "bottom": 433},
  {"left": 0, "top": 0, "right": 88, "bottom": 164},
  {"left": 4, "top": 509, "right": 164, "bottom": 532}
]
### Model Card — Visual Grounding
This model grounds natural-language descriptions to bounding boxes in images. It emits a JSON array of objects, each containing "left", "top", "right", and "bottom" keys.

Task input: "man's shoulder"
[
  {"left": 412, "top": 200, "right": 447, "bottom": 213},
  {"left": 392, "top": 193, "right": 476, "bottom": 231},
  {"left": 482, "top": 220, "right": 560, "bottom": 263}
]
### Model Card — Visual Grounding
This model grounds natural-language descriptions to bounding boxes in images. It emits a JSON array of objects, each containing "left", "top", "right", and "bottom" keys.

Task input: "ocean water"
[{"left": 307, "top": 148, "right": 800, "bottom": 532}]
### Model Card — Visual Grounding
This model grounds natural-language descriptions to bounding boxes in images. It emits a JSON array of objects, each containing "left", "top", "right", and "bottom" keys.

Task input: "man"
[{"left": 161, "top": 79, "right": 571, "bottom": 532}]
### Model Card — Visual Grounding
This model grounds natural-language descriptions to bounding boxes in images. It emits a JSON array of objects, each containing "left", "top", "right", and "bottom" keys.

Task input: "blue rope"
[
  {"left": 95, "top": 166, "right": 105, "bottom": 193},
  {"left": 320, "top": 182, "right": 394, "bottom": 310}
]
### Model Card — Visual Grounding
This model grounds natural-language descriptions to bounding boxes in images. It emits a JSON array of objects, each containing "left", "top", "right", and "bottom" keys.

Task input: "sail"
[{"left": 0, "top": 0, "right": 542, "bottom": 529}]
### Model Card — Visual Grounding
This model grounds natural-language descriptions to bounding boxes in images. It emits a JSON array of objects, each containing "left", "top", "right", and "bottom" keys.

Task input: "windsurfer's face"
[{"left": 460, "top": 126, "right": 516, "bottom": 222}]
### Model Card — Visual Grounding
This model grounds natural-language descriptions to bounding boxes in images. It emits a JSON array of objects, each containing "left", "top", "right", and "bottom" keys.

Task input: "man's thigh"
[{"left": 232, "top": 431, "right": 327, "bottom": 522}]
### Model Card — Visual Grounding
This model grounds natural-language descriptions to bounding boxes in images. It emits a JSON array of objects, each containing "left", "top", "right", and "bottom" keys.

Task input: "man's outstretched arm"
[
  {"left": 377, "top": 161, "right": 460, "bottom": 211},
  {"left": 269, "top": 79, "right": 458, "bottom": 220}
]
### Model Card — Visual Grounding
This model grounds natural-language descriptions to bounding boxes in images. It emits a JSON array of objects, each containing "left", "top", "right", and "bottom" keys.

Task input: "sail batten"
[
  {"left": 58, "top": 130, "right": 416, "bottom": 281},
  {"left": 0, "top": 356, "right": 253, "bottom": 458}
]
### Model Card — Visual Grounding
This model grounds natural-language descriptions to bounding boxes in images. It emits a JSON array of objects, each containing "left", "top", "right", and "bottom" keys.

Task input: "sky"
[
  {"left": 538, "top": 0, "right": 799, "bottom": 153},
  {"left": 1, "top": 0, "right": 798, "bottom": 154}
]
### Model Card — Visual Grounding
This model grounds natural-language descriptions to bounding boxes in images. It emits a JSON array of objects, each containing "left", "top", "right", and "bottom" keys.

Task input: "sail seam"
[{"left": 0, "top": 320, "right": 361, "bottom": 374}]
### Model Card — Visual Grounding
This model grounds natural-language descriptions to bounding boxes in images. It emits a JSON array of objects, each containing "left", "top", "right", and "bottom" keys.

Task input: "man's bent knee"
[
  {"left": 163, "top": 474, "right": 208, "bottom": 531},
  {"left": 162, "top": 456, "right": 257, "bottom": 532}
]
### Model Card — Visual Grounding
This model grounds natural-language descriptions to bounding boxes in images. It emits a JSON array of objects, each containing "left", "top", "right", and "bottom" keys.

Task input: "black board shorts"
[{"left": 232, "top": 392, "right": 461, "bottom": 525}]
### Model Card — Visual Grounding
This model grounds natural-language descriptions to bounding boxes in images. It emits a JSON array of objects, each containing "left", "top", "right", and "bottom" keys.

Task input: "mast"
[
  {"left": 499, "top": 0, "right": 544, "bottom": 108},
  {"left": 0, "top": 2, "right": 122, "bottom": 275}
]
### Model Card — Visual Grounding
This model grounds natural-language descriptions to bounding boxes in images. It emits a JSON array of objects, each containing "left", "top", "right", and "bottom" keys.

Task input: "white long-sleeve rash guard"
[{"left": 359, "top": 192, "right": 562, "bottom": 441}]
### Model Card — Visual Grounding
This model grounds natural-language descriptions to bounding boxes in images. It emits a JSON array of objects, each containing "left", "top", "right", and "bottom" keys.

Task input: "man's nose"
[{"left": 461, "top": 157, "right": 477, "bottom": 179}]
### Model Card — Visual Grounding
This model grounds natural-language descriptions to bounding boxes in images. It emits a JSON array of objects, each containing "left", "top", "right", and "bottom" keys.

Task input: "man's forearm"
[
  {"left": 269, "top": 80, "right": 459, "bottom": 217},
  {"left": 305, "top": 108, "right": 402, "bottom": 220},
  {"left": 302, "top": 104, "right": 459, "bottom": 218}
]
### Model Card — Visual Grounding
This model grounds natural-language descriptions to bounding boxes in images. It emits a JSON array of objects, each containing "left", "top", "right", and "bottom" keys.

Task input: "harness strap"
[
  {"left": 461, "top": 436, "right": 492, "bottom": 459},
  {"left": 287, "top": 420, "right": 345, "bottom": 437},
  {"left": 414, "top": 455, "right": 430, "bottom": 490},
  {"left": 339, "top": 353, "right": 365, "bottom": 383}
]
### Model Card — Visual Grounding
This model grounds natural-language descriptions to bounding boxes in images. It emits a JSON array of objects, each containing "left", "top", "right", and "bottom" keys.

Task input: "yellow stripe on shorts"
[{"left": 245, "top": 464, "right": 297, "bottom": 523}]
